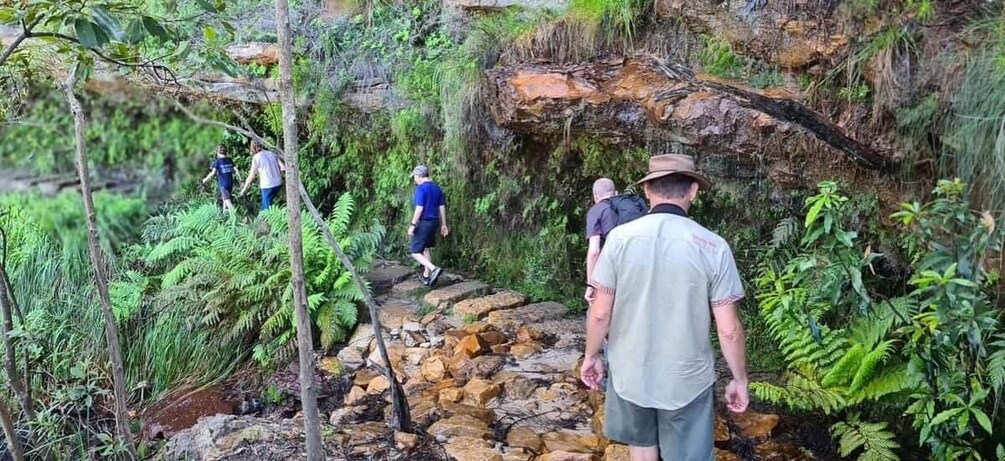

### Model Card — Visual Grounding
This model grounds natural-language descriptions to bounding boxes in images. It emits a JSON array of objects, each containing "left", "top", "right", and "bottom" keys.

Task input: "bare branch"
[{"left": 3, "top": 30, "right": 179, "bottom": 85}]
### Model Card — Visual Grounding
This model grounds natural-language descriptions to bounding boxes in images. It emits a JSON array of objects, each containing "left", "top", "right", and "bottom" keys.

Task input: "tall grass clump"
[
  {"left": 943, "top": 41, "right": 1005, "bottom": 212},
  {"left": 568, "top": 0, "right": 651, "bottom": 44}
]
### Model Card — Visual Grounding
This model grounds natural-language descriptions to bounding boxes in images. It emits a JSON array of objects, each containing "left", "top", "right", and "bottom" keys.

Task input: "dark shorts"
[
  {"left": 409, "top": 219, "right": 439, "bottom": 254},
  {"left": 219, "top": 184, "right": 233, "bottom": 201},
  {"left": 261, "top": 186, "right": 282, "bottom": 210},
  {"left": 604, "top": 380, "right": 714, "bottom": 461}
]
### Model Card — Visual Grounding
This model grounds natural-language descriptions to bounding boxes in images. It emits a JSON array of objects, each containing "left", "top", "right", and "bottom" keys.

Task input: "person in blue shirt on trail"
[
  {"left": 201, "top": 145, "right": 240, "bottom": 211},
  {"left": 408, "top": 165, "right": 449, "bottom": 286}
]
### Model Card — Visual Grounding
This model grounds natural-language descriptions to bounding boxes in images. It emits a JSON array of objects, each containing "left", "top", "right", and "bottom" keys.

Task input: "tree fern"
[
  {"left": 139, "top": 197, "right": 382, "bottom": 368},
  {"left": 831, "top": 414, "right": 900, "bottom": 461}
]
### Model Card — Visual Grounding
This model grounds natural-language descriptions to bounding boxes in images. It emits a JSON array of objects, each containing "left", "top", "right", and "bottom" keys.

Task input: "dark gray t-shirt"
[{"left": 586, "top": 201, "right": 616, "bottom": 241}]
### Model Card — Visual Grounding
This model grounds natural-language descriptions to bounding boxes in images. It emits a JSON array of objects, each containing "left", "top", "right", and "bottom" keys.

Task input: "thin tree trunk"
[
  {"left": 171, "top": 104, "right": 413, "bottom": 431},
  {"left": 299, "top": 184, "right": 412, "bottom": 432},
  {"left": 0, "top": 398, "right": 24, "bottom": 461},
  {"left": 273, "top": 1, "right": 324, "bottom": 459},
  {"left": 61, "top": 70, "right": 137, "bottom": 461},
  {"left": 0, "top": 274, "right": 32, "bottom": 422}
]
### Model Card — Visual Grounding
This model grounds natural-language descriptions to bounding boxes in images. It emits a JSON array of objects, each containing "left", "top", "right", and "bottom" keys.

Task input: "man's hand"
[
  {"left": 407, "top": 224, "right": 415, "bottom": 236},
  {"left": 724, "top": 379, "right": 749, "bottom": 413},
  {"left": 580, "top": 354, "right": 605, "bottom": 390},
  {"left": 584, "top": 286, "right": 596, "bottom": 304},
  {"left": 440, "top": 224, "right": 449, "bottom": 237}
]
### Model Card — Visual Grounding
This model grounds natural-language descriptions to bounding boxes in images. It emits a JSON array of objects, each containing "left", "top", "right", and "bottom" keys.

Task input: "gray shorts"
[{"left": 603, "top": 381, "right": 714, "bottom": 461}]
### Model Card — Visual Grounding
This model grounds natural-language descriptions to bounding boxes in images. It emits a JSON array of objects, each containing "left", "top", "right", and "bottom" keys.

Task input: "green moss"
[{"left": 698, "top": 35, "right": 744, "bottom": 79}]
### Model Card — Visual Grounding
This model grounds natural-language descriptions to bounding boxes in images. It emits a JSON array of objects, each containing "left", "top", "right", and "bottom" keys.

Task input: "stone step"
[
  {"left": 365, "top": 261, "right": 414, "bottom": 293},
  {"left": 423, "top": 281, "right": 492, "bottom": 309},
  {"left": 377, "top": 300, "right": 421, "bottom": 330},
  {"left": 486, "top": 301, "right": 568, "bottom": 330},
  {"left": 390, "top": 272, "right": 464, "bottom": 297},
  {"left": 452, "top": 290, "right": 528, "bottom": 320}
]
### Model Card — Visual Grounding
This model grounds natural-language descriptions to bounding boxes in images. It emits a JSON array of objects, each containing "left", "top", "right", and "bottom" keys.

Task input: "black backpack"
[{"left": 603, "top": 194, "right": 648, "bottom": 239}]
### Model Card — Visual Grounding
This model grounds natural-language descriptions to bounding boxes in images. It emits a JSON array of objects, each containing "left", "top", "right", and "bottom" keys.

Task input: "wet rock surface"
[{"left": 157, "top": 259, "right": 826, "bottom": 459}]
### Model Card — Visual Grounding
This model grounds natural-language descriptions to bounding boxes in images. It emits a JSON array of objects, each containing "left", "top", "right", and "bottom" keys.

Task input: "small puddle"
[{"left": 142, "top": 386, "right": 238, "bottom": 439}]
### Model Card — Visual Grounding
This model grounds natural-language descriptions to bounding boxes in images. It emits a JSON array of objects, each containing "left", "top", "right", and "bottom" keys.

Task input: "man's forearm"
[
  {"left": 585, "top": 315, "right": 609, "bottom": 358},
  {"left": 586, "top": 251, "right": 600, "bottom": 283},
  {"left": 411, "top": 207, "right": 423, "bottom": 224},
  {"left": 585, "top": 294, "right": 612, "bottom": 358},
  {"left": 718, "top": 326, "right": 748, "bottom": 383},
  {"left": 438, "top": 205, "right": 447, "bottom": 227}
]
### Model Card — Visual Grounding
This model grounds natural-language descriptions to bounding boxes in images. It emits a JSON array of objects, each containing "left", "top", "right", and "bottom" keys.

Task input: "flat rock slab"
[
  {"left": 424, "top": 281, "right": 492, "bottom": 308},
  {"left": 486, "top": 302, "right": 568, "bottom": 330},
  {"left": 392, "top": 272, "right": 463, "bottom": 296},
  {"left": 533, "top": 319, "right": 586, "bottom": 349},
  {"left": 391, "top": 279, "right": 428, "bottom": 296},
  {"left": 502, "top": 348, "right": 582, "bottom": 376},
  {"left": 453, "top": 291, "right": 528, "bottom": 319},
  {"left": 365, "top": 263, "right": 413, "bottom": 291},
  {"left": 378, "top": 301, "right": 420, "bottom": 330}
]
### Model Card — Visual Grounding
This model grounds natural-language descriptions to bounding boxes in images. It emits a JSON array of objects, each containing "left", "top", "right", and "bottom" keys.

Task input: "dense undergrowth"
[
  {"left": 0, "top": 89, "right": 224, "bottom": 190},
  {"left": 0, "top": 192, "right": 379, "bottom": 458},
  {"left": 2, "top": 0, "right": 1005, "bottom": 458},
  {"left": 753, "top": 180, "right": 1004, "bottom": 459}
]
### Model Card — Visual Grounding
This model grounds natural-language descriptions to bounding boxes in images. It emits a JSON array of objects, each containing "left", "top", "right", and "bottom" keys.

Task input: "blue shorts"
[
  {"left": 409, "top": 219, "right": 439, "bottom": 254},
  {"left": 261, "top": 186, "right": 282, "bottom": 210},
  {"left": 219, "top": 184, "right": 233, "bottom": 201}
]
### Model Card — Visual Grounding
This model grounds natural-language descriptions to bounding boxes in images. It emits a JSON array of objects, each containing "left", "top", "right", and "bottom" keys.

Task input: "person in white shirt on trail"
[{"left": 238, "top": 140, "right": 286, "bottom": 211}]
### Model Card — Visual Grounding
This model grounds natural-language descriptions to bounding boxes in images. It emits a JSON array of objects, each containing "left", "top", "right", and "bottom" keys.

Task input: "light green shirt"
[{"left": 592, "top": 211, "right": 744, "bottom": 410}]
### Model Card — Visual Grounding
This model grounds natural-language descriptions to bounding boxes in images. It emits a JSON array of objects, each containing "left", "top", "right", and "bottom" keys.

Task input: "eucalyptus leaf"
[
  {"left": 142, "top": 16, "right": 170, "bottom": 41},
  {"left": 74, "top": 19, "right": 108, "bottom": 49},
  {"left": 90, "top": 7, "right": 122, "bottom": 41},
  {"left": 71, "top": 61, "right": 92, "bottom": 82},
  {"left": 123, "top": 20, "right": 145, "bottom": 44}
]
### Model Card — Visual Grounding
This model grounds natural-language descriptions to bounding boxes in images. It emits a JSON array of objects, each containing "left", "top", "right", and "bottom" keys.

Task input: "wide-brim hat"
[{"left": 631, "top": 154, "right": 713, "bottom": 190}]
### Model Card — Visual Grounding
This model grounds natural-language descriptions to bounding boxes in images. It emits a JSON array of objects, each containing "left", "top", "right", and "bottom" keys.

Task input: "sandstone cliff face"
[
  {"left": 485, "top": 56, "right": 891, "bottom": 190},
  {"left": 655, "top": 0, "right": 852, "bottom": 71},
  {"left": 488, "top": 58, "right": 790, "bottom": 155}
]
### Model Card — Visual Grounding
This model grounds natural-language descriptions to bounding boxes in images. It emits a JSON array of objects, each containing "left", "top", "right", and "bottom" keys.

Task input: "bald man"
[{"left": 584, "top": 178, "right": 617, "bottom": 304}]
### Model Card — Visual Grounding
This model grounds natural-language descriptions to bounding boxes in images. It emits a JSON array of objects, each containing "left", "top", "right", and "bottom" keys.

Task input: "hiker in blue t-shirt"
[
  {"left": 201, "top": 145, "right": 241, "bottom": 211},
  {"left": 407, "top": 165, "right": 449, "bottom": 286}
]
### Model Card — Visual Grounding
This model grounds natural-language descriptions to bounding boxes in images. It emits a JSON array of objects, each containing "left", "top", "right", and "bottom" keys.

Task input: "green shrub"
[
  {"left": 753, "top": 180, "right": 1004, "bottom": 459},
  {"left": 139, "top": 194, "right": 383, "bottom": 368}
]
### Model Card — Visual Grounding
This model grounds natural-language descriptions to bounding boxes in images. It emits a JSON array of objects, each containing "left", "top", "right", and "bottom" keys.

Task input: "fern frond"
[
  {"left": 823, "top": 344, "right": 867, "bottom": 388},
  {"left": 831, "top": 414, "right": 900, "bottom": 461},
  {"left": 986, "top": 334, "right": 1005, "bottom": 394},
  {"left": 751, "top": 378, "right": 846, "bottom": 414},
  {"left": 772, "top": 217, "right": 800, "bottom": 248},
  {"left": 849, "top": 340, "right": 896, "bottom": 393},
  {"left": 852, "top": 364, "right": 913, "bottom": 403}
]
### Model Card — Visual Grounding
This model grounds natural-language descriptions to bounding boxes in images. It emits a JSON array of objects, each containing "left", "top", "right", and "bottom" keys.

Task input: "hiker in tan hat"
[{"left": 581, "top": 154, "right": 749, "bottom": 461}]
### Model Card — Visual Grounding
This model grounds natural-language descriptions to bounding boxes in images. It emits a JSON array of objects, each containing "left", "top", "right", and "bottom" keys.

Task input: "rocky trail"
[{"left": 157, "top": 259, "right": 824, "bottom": 461}]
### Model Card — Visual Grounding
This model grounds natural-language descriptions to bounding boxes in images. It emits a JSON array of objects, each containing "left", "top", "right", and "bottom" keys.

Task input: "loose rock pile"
[{"left": 161, "top": 260, "right": 808, "bottom": 460}]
